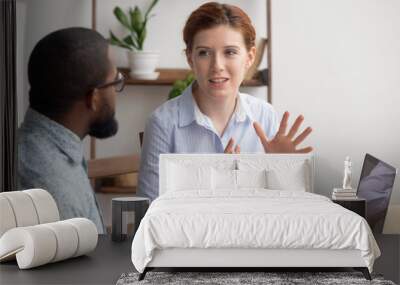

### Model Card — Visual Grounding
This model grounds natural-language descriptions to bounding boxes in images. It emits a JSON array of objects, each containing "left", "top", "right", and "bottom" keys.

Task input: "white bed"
[{"left": 131, "top": 154, "right": 380, "bottom": 280}]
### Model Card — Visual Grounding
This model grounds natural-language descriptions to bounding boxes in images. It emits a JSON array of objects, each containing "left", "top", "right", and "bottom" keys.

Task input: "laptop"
[{"left": 356, "top": 153, "right": 397, "bottom": 233}]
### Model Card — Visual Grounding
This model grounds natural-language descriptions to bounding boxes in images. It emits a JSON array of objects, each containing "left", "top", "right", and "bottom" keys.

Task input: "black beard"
[{"left": 88, "top": 109, "right": 118, "bottom": 139}]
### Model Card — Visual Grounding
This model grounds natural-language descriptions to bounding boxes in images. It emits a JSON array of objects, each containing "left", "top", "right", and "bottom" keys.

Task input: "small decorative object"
[
  {"left": 168, "top": 73, "right": 195, "bottom": 100},
  {"left": 109, "top": 0, "right": 159, "bottom": 79},
  {"left": 332, "top": 156, "right": 357, "bottom": 200},
  {"left": 342, "top": 156, "right": 352, "bottom": 190}
]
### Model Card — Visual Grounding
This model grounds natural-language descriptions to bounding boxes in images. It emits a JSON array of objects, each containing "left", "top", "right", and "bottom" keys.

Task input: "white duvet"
[{"left": 131, "top": 190, "right": 380, "bottom": 273}]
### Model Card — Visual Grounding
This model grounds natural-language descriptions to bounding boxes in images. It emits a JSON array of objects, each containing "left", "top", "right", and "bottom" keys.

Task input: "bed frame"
[
  {"left": 139, "top": 249, "right": 371, "bottom": 280},
  {"left": 138, "top": 154, "right": 372, "bottom": 281}
]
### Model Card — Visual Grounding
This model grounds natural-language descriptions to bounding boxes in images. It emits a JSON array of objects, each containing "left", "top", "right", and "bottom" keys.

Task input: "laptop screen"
[{"left": 357, "top": 153, "right": 397, "bottom": 233}]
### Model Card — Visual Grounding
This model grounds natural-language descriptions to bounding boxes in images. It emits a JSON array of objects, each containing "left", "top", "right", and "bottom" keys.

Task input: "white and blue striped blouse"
[{"left": 137, "top": 83, "right": 279, "bottom": 201}]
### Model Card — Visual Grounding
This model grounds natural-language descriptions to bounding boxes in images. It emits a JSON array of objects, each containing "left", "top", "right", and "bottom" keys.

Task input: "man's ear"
[
  {"left": 246, "top": 46, "right": 256, "bottom": 69},
  {"left": 86, "top": 89, "right": 100, "bottom": 112}
]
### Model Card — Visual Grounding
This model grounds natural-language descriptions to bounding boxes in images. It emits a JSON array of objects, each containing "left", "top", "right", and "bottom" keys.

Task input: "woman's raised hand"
[
  {"left": 224, "top": 138, "right": 241, "bottom": 154},
  {"left": 253, "top": 111, "right": 313, "bottom": 154}
]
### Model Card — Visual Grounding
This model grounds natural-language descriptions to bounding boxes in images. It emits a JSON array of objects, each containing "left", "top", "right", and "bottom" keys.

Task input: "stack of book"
[{"left": 332, "top": 188, "right": 357, "bottom": 200}]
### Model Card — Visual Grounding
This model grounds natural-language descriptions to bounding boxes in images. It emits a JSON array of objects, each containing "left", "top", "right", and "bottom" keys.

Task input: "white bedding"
[{"left": 131, "top": 190, "right": 380, "bottom": 273}]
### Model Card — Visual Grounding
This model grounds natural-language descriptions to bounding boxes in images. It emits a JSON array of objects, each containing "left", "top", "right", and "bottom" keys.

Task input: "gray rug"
[{"left": 116, "top": 271, "right": 396, "bottom": 285}]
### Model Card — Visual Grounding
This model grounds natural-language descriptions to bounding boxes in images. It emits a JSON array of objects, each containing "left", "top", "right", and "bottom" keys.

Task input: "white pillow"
[
  {"left": 211, "top": 169, "right": 268, "bottom": 190},
  {"left": 167, "top": 163, "right": 212, "bottom": 191},
  {"left": 237, "top": 169, "right": 268, "bottom": 189},
  {"left": 212, "top": 168, "right": 237, "bottom": 190},
  {"left": 266, "top": 162, "right": 308, "bottom": 191},
  {"left": 238, "top": 159, "right": 310, "bottom": 191}
]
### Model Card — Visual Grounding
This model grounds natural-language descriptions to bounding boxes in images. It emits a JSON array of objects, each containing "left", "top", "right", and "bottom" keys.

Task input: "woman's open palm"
[{"left": 253, "top": 111, "right": 313, "bottom": 153}]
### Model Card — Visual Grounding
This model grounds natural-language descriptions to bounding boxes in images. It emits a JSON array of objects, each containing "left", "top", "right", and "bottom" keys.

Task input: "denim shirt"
[
  {"left": 137, "top": 83, "right": 279, "bottom": 201},
  {"left": 17, "top": 108, "right": 104, "bottom": 233}
]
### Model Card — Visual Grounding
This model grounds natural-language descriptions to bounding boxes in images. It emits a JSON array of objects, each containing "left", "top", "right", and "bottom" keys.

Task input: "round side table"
[{"left": 111, "top": 196, "right": 150, "bottom": 242}]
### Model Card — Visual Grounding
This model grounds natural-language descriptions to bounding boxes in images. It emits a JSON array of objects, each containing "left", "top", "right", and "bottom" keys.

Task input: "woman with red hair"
[{"left": 138, "top": 2, "right": 313, "bottom": 200}]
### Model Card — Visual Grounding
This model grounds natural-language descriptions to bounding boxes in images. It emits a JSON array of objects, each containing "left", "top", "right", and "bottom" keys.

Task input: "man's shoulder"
[
  {"left": 17, "top": 129, "right": 83, "bottom": 191},
  {"left": 18, "top": 124, "right": 51, "bottom": 150},
  {"left": 18, "top": 126, "right": 63, "bottom": 169}
]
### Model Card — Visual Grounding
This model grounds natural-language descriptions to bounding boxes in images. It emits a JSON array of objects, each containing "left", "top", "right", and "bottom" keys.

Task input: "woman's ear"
[
  {"left": 186, "top": 50, "right": 194, "bottom": 69},
  {"left": 246, "top": 46, "right": 256, "bottom": 69},
  {"left": 86, "top": 89, "right": 99, "bottom": 112}
]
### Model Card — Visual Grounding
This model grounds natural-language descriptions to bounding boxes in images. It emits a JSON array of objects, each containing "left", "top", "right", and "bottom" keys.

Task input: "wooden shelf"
[
  {"left": 88, "top": 155, "right": 139, "bottom": 194},
  {"left": 88, "top": 154, "right": 140, "bottom": 179},
  {"left": 119, "top": 68, "right": 266, "bottom": 87},
  {"left": 96, "top": 186, "right": 136, "bottom": 194}
]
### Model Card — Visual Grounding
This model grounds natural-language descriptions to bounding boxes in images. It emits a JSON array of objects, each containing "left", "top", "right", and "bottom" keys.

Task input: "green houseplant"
[
  {"left": 168, "top": 73, "right": 195, "bottom": 100},
  {"left": 109, "top": 0, "right": 160, "bottom": 79}
]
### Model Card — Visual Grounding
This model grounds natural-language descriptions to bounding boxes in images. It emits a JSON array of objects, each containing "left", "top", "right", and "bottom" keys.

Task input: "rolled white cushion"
[
  {"left": 0, "top": 196, "right": 17, "bottom": 237},
  {"left": 0, "top": 226, "right": 57, "bottom": 269},
  {"left": 0, "top": 191, "right": 39, "bottom": 227},
  {"left": 42, "top": 221, "right": 79, "bottom": 262},
  {"left": 0, "top": 189, "right": 59, "bottom": 239},
  {"left": 64, "top": 218, "right": 98, "bottom": 257},
  {"left": 23, "top": 189, "right": 59, "bottom": 223},
  {"left": 0, "top": 218, "right": 98, "bottom": 269}
]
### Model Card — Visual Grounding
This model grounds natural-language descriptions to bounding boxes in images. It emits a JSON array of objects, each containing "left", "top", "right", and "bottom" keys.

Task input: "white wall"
[{"left": 271, "top": 0, "right": 400, "bottom": 233}]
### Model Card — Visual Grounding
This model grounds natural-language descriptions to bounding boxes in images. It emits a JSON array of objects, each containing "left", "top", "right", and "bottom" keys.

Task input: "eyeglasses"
[{"left": 96, "top": 71, "right": 125, "bottom": 93}]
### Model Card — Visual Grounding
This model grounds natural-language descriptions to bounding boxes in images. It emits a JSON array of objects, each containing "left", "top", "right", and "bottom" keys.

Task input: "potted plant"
[
  {"left": 109, "top": 0, "right": 159, "bottom": 79},
  {"left": 168, "top": 73, "right": 195, "bottom": 100}
]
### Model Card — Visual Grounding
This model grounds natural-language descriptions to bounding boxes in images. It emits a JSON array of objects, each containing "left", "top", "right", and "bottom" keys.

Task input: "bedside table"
[
  {"left": 332, "top": 198, "right": 366, "bottom": 218},
  {"left": 112, "top": 196, "right": 150, "bottom": 242}
]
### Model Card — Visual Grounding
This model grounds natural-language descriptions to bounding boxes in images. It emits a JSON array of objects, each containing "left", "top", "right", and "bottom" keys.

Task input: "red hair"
[{"left": 183, "top": 2, "right": 256, "bottom": 53}]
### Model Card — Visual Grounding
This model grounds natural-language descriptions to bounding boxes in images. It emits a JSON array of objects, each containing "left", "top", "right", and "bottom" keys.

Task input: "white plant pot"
[{"left": 128, "top": 51, "right": 160, "bottom": 80}]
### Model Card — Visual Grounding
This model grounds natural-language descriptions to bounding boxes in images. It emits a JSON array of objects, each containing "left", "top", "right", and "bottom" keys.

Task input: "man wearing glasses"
[{"left": 17, "top": 27, "right": 125, "bottom": 233}]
